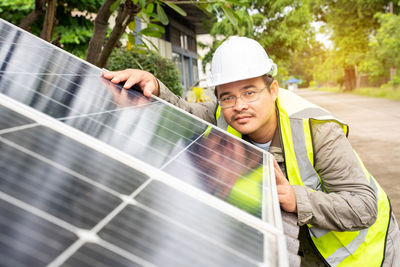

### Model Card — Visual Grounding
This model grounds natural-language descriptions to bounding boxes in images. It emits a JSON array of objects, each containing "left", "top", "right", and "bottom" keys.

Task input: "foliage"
[
  {"left": 312, "top": 50, "right": 344, "bottom": 86},
  {"left": 0, "top": 0, "right": 33, "bottom": 24},
  {"left": 366, "top": 12, "right": 400, "bottom": 86},
  {"left": 0, "top": 0, "right": 103, "bottom": 58},
  {"left": 107, "top": 47, "right": 184, "bottom": 96},
  {"left": 0, "top": 0, "right": 34, "bottom": 24},
  {"left": 286, "top": 39, "right": 328, "bottom": 87},
  {"left": 255, "top": 0, "right": 314, "bottom": 80},
  {"left": 199, "top": 0, "right": 314, "bottom": 85},
  {"left": 313, "top": 0, "right": 390, "bottom": 90}
]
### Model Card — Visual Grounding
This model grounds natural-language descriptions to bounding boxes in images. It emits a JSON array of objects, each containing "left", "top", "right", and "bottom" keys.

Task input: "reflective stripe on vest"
[{"left": 216, "top": 89, "right": 391, "bottom": 266}]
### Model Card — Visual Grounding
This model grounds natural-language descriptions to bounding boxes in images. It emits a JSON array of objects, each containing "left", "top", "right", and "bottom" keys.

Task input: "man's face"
[{"left": 217, "top": 76, "right": 279, "bottom": 143}]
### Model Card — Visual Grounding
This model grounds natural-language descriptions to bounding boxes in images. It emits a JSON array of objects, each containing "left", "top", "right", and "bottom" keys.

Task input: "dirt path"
[{"left": 295, "top": 89, "right": 400, "bottom": 221}]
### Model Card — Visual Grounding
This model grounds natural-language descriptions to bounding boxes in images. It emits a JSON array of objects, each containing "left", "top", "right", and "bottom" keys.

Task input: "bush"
[{"left": 107, "top": 48, "right": 184, "bottom": 96}]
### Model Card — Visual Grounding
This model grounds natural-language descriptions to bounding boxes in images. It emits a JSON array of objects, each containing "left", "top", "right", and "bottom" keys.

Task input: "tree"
[
  {"left": 314, "top": 0, "right": 389, "bottom": 90},
  {"left": 358, "top": 11, "right": 400, "bottom": 86},
  {"left": 199, "top": 0, "right": 314, "bottom": 83},
  {"left": 107, "top": 47, "right": 184, "bottom": 96},
  {"left": 4, "top": 0, "right": 247, "bottom": 69},
  {"left": 0, "top": 0, "right": 188, "bottom": 67},
  {"left": 86, "top": 0, "right": 140, "bottom": 67},
  {"left": 287, "top": 39, "right": 328, "bottom": 87},
  {"left": 0, "top": 0, "right": 104, "bottom": 58}
]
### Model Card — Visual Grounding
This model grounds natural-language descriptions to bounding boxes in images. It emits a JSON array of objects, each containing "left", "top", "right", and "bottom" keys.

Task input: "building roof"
[{"left": 166, "top": 3, "right": 211, "bottom": 34}]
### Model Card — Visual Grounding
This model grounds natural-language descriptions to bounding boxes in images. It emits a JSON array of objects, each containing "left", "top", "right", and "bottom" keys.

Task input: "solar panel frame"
[{"left": 0, "top": 18, "right": 290, "bottom": 267}]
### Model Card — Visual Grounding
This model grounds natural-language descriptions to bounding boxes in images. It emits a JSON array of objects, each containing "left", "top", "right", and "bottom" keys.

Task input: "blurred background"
[{"left": 1, "top": 0, "right": 399, "bottom": 100}]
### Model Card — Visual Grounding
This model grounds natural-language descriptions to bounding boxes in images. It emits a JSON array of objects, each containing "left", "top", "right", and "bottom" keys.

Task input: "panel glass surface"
[
  {"left": 61, "top": 102, "right": 207, "bottom": 168},
  {"left": 0, "top": 136, "right": 122, "bottom": 228},
  {"left": 1, "top": 125, "right": 150, "bottom": 195},
  {"left": 0, "top": 105, "right": 34, "bottom": 130},
  {"left": 62, "top": 244, "right": 141, "bottom": 267},
  {"left": 0, "top": 199, "right": 77, "bottom": 267},
  {"left": 134, "top": 181, "right": 268, "bottom": 262},
  {"left": 163, "top": 128, "right": 270, "bottom": 219},
  {"left": 99, "top": 204, "right": 259, "bottom": 267},
  {"left": 0, "top": 22, "right": 154, "bottom": 118}
]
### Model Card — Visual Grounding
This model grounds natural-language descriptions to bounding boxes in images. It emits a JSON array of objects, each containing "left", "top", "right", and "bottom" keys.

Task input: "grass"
[{"left": 307, "top": 86, "right": 400, "bottom": 101}]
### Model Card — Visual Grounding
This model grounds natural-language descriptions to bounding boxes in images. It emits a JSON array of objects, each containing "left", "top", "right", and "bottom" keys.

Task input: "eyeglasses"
[{"left": 218, "top": 86, "right": 268, "bottom": 109}]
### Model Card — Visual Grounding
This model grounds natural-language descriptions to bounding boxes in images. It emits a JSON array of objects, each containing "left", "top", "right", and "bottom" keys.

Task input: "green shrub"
[{"left": 107, "top": 48, "right": 184, "bottom": 96}]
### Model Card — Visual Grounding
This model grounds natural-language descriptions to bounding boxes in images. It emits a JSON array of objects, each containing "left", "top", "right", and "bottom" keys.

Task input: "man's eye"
[
  {"left": 244, "top": 90, "right": 256, "bottom": 96},
  {"left": 221, "top": 96, "right": 235, "bottom": 102}
]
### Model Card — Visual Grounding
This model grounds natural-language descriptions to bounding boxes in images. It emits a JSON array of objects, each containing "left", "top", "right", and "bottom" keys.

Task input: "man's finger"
[
  {"left": 142, "top": 81, "right": 156, "bottom": 98},
  {"left": 102, "top": 71, "right": 115, "bottom": 79},
  {"left": 273, "top": 158, "right": 288, "bottom": 185},
  {"left": 124, "top": 75, "right": 140, "bottom": 90},
  {"left": 108, "top": 69, "right": 134, "bottom": 84}
]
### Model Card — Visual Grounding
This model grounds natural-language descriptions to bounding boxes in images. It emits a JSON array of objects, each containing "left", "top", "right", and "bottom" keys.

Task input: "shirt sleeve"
[
  {"left": 158, "top": 80, "right": 217, "bottom": 125},
  {"left": 294, "top": 121, "right": 378, "bottom": 231}
]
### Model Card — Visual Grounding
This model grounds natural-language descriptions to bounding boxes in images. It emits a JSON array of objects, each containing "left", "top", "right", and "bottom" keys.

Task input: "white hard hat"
[{"left": 207, "top": 36, "right": 277, "bottom": 87}]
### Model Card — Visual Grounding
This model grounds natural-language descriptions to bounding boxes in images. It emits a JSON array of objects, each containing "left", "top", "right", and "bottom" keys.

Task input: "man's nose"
[{"left": 233, "top": 97, "right": 248, "bottom": 111}]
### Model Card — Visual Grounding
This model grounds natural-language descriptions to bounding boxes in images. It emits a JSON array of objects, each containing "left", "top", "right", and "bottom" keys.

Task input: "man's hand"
[
  {"left": 102, "top": 69, "right": 160, "bottom": 98},
  {"left": 274, "top": 158, "right": 297, "bottom": 213}
]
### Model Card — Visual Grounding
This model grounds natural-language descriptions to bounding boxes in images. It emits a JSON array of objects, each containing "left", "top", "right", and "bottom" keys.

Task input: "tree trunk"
[
  {"left": 19, "top": 0, "right": 46, "bottom": 31},
  {"left": 86, "top": 0, "right": 116, "bottom": 64},
  {"left": 96, "top": 1, "right": 140, "bottom": 68},
  {"left": 390, "top": 67, "right": 396, "bottom": 81},
  {"left": 343, "top": 65, "right": 356, "bottom": 91},
  {"left": 40, "top": 0, "right": 57, "bottom": 42},
  {"left": 355, "top": 65, "right": 361, "bottom": 89}
]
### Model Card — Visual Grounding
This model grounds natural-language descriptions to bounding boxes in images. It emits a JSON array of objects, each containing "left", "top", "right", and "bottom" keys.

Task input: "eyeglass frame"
[{"left": 217, "top": 85, "right": 270, "bottom": 109}]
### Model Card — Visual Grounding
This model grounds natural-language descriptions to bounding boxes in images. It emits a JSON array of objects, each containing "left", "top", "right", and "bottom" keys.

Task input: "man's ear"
[
  {"left": 214, "top": 86, "right": 219, "bottom": 99},
  {"left": 270, "top": 80, "right": 279, "bottom": 101}
]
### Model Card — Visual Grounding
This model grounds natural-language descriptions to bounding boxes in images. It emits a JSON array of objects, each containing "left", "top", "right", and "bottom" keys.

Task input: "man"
[{"left": 103, "top": 36, "right": 399, "bottom": 266}]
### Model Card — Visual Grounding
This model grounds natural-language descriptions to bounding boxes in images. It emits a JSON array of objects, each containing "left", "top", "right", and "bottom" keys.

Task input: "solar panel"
[{"left": 0, "top": 18, "right": 291, "bottom": 266}]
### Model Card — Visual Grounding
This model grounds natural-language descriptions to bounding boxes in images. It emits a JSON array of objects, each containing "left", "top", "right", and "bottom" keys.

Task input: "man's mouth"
[{"left": 233, "top": 114, "right": 253, "bottom": 124}]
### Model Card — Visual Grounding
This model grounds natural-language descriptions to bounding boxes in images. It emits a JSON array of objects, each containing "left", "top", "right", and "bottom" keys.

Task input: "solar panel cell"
[
  {"left": 0, "top": 138, "right": 122, "bottom": 229},
  {"left": 2, "top": 126, "right": 150, "bottom": 195},
  {"left": 0, "top": 199, "right": 77, "bottom": 267},
  {"left": 98, "top": 204, "right": 259, "bottom": 267},
  {"left": 62, "top": 243, "right": 141, "bottom": 267},
  {"left": 135, "top": 180, "right": 265, "bottom": 262},
  {"left": 0, "top": 105, "right": 34, "bottom": 130}
]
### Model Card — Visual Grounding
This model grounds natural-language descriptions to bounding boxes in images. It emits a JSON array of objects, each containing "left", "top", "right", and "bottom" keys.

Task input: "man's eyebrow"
[
  {"left": 240, "top": 85, "right": 257, "bottom": 90},
  {"left": 218, "top": 85, "right": 257, "bottom": 98},
  {"left": 218, "top": 92, "right": 231, "bottom": 98}
]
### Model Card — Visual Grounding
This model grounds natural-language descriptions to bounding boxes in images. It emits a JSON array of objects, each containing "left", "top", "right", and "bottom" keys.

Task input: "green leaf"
[
  {"left": 128, "top": 34, "right": 136, "bottom": 44},
  {"left": 145, "top": 3, "right": 154, "bottom": 14},
  {"left": 148, "top": 23, "right": 165, "bottom": 34},
  {"left": 110, "top": 0, "right": 120, "bottom": 12},
  {"left": 221, "top": 5, "right": 238, "bottom": 26},
  {"left": 139, "top": 27, "right": 162, "bottom": 38},
  {"left": 142, "top": 36, "right": 159, "bottom": 51},
  {"left": 128, "top": 20, "right": 136, "bottom": 31},
  {"left": 164, "top": 2, "right": 187, "bottom": 16},
  {"left": 157, "top": 4, "right": 169, "bottom": 25},
  {"left": 139, "top": 0, "right": 145, "bottom": 9}
]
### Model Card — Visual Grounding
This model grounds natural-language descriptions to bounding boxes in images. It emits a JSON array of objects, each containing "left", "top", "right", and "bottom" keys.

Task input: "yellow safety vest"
[{"left": 216, "top": 89, "right": 391, "bottom": 266}]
